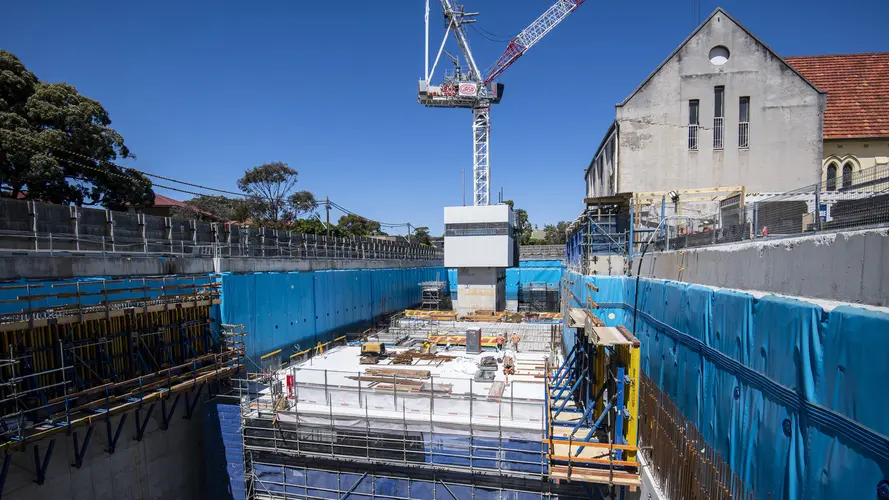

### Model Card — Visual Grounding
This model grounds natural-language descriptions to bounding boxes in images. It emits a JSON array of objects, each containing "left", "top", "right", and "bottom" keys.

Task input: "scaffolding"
[
  {"left": 547, "top": 280, "right": 642, "bottom": 490},
  {"left": 0, "top": 275, "right": 240, "bottom": 491},
  {"left": 237, "top": 339, "right": 600, "bottom": 499},
  {"left": 566, "top": 195, "right": 632, "bottom": 274},
  {"left": 418, "top": 280, "right": 448, "bottom": 310},
  {"left": 518, "top": 282, "right": 560, "bottom": 313}
]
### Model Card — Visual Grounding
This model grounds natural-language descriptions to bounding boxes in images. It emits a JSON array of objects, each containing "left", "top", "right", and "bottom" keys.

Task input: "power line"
[
  {"left": 7, "top": 140, "right": 226, "bottom": 199},
  {"left": 327, "top": 200, "right": 412, "bottom": 229},
  {"left": 3, "top": 128, "right": 423, "bottom": 230},
  {"left": 0, "top": 129, "right": 244, "bottom": 197}
]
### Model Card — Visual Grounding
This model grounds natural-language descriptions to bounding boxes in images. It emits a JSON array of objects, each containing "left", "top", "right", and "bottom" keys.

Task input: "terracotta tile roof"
[
  {"left": 152, "top": 194, "right": 216, "bottom": 218},
  {"left": 153, "top": 193, "right": 189, "bottom": 207},
  {"left": 785, "top": 53, "right": 889, "bottom": 140}
]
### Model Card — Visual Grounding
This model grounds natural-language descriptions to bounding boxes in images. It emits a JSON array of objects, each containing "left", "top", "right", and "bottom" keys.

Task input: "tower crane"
[{"left": 418, "top": 0, "right": 586, "bottom": 206}]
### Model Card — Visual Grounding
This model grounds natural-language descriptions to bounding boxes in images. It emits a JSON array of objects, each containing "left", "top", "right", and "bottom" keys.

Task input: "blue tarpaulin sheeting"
[
  {"left": 204, "top": 403, "right": 245, "bottom": 500},
  {"left": 449, "top": 262, "right": 562, "bottom": 302},
  {"left": 562, "top": 270, "right": 889, "bottom": 500},
  {"left": 220, "top": 267, "right": 446, "bottom": 359},
  {"left": 0, "top": 275, "right": 215, "bottom": 315}
]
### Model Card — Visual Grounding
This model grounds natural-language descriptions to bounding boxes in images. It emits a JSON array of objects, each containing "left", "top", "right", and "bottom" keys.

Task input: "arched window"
[
  {"left": 826, "top": 163, "right": 837, "bottom": 191},
  {"left": 842, "top": 163, "right": 854, "bottom": 189}
]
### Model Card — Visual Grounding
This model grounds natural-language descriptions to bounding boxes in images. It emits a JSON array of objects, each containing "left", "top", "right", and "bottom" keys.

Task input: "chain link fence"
[{"left": 639, "top": 163, "right": 889, "bottom": 251}]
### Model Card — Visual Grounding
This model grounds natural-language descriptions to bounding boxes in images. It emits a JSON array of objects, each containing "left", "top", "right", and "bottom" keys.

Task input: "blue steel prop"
[
  {"left": 71, "top": 426, "right": 94, "bottom": 469},
  {"left": 32, "top": 440, "right": 55, "bottom": 485}
]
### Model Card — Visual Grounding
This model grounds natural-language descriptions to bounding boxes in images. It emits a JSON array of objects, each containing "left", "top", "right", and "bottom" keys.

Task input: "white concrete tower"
[{"left": 444, "top": 205, "right": 517, "bottom": 316}]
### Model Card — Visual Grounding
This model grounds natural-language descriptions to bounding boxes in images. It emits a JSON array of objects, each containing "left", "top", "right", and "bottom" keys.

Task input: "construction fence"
[
  {"left": 0, "top": 198, "right": 441, "bottom": 262},
  {"left": 638, "top": 163, "right": 889, "bottom": 251}
]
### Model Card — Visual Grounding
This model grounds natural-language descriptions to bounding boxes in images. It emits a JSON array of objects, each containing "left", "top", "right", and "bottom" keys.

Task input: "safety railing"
[
  {"left": 234, "top": 360, "right": 549, "bottom": 480},
  {"left": 636, "top": 163, "right": 889, "bottom": 252}
]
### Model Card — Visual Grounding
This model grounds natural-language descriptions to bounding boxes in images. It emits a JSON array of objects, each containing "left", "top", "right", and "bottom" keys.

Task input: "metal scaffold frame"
[
  {"left": 546, "top": 279, "right": 641, "bottom": 492},
  {"left": 0, "top": 276, "right": 243, "bottom": 493}
]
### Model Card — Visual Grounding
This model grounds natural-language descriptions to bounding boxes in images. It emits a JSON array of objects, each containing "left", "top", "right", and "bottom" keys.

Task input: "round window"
[{"left": 709, "top": 45, "right": 730, "bottom": 66}]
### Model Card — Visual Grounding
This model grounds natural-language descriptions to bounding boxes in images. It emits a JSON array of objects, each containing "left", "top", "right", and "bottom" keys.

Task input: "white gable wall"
[{"left": 614, "top": 10, "right": 825, "bottom": 194}]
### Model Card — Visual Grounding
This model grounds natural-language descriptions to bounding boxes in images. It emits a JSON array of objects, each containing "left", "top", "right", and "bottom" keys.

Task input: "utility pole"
[
  {"left": 407, "top": 223, "right": 412, "bottom": 242},
  {"left": 325, "top": 196, "right": 330, "bottom": 238},
  {"left": 462, "top": 168, "right": 465, "bottom": 206}
]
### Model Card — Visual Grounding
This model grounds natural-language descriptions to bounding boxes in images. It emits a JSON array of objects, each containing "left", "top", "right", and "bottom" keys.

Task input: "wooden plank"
[
  {"left": 632, "top": 185, "right": 744, "bottom": 198},
  {"left": 586, "top": 327, "right": 631, "bottom": 346},
  {"left": 616, "top": 325, "right": 641, "bottom": 347},
  {"left": 549, "top": 455, "right": 639, "bottom": 468},
  {"left": 544, "top": 436, "right": 637, "bottom": 452},
  {"left": 549, "top": 466, "right": 641, "bottom": 487},
  {"left": 487, "top": 381, "right": 505, "bottom": 399},
  {"left": 364, "top": 367, "right": 430, "bottom": 379}
]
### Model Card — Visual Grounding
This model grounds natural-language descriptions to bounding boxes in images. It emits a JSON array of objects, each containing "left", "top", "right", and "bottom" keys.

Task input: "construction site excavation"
[{"left": 1, "top": 0, "right": 888, "bottom": 499}]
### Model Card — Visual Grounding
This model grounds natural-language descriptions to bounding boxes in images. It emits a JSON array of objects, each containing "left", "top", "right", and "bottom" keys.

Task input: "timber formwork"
[{"left": 0, "top": 276, "right": 240, "bottom": 491}]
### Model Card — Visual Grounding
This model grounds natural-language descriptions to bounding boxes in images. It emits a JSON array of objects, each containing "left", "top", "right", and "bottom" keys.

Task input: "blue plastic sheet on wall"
[
  {"left": 562, "top": 270, "right": 889, "bottom": 500},
  {"left": 204, "top": 403, "right": 244, "bottom": 500},
  {"left": 504, "top": 266, "right": 562, "bottom": 301},
  {"left": 0, "top": 275, "right": 215, "bottom": 315},
  {"left": 519, "top": 259, "right": 563, "bottom": 268},
  {"left": 221, "top": 267, "right": 446, "bottom": 359},
  {"left": 252, "top": 464, "right": 553, "bottom": 499}
]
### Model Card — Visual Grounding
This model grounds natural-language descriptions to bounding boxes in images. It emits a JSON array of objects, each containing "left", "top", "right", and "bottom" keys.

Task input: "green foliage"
[
  {"left": 503, "top": 200, "right": 533, "bottom": 245},
  {"left": 412, "top": 226, "right": 432, "bottom": 246},
  {"left": 0, "top": 50, "right": 152, "bottom": 208},
  {"left": 337, "top": 213, "right": 383, "bottom": 237},
  {"left": 290, "top": 216, "right": 340, "bottom": 235},
  {"left": 288, "top": 190, "right": 318, "bottom": 216},
  {"left": 542, "top": 221, "right": 570, "bottom": 245},
  {"left": 168, "top": 195, "right": 252, "bottom": 222},
  {"left": 237, "top": 162, "right": 301, "bottom": 222}
]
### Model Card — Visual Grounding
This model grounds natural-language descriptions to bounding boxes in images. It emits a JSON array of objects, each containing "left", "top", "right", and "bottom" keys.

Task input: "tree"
[
  {"left": 291, "top": 216, "right": 342, "bottom": 235},
  {"left": 236, "top": 162, "right": 319, "bottom": 223},
  {"left": 0, "top": 50, "right": 152, "bottom": 209},
  {"left": 237, "top": 162, "right": 297, "bottom": 222},
  {"left": 543, "top": 221, "right": 570, "bottom": 245},
  {"left": 168, "top": 194, "right": 251, "bottom": 222},
  {"left": 412, "top": 226, "right": 432, "bottom": 246},
  {"left": 337, "top": 214, "right": 383, "bottom": 237},
  {"left": 502, "top": 199, "right": 532, "bottom": 245},
  {"left": 288, "top": 190, "right": 318, "bottom": 217}
]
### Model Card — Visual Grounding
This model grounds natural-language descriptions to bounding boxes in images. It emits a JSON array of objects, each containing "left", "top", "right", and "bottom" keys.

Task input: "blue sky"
[{"left": 2, "top": 0, "right": 887, "bottom": 234}]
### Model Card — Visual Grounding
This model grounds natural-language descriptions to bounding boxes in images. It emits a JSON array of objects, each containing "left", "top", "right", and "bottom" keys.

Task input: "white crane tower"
[{"left": 418, "top": 0, "right": 586, "bottom": 206}]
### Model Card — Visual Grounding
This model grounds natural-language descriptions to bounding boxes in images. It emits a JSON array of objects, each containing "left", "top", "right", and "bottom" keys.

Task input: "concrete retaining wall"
[
  {"left": 4, "top": 388, "right": 210, "bottom": 500},
  {"left": 640, "top": 228, "right": 889, "bottom": 306},
  {"left": 0, "top": 254, "right": 442, "bottom": 280}
]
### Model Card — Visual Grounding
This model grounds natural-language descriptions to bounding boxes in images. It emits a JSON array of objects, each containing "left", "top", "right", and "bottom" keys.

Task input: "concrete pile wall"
[
  {"left": 5, "top": 388, "right": 212, "bottom": 500},
  {"left": 641, "top": 228, "right": 889, "bottom": 306}
]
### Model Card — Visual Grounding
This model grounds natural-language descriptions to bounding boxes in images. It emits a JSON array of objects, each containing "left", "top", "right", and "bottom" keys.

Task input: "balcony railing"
[
  {"left": 688, "top": 124, "right": 698, "bottom": 151},
  {"left": 739, "top": 121, "right": 749, "bottom": 149},
  {"left": 713, "top": 117, "right": 724, "bottom": 150}
]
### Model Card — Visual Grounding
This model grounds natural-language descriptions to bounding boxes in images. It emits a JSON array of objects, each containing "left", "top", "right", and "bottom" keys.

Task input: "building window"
[
  {"left": 738, "top": 96, "right": 750, "bottom": 149},
  {"left": 713, "top": 86, "right": 725, "bottom": 150},
  {"left": 842, "top": 163, "right": 853, "bottom": 189},
  {"left": 826, "top": 163, "right": 837, "bottom": 191},
  {"left": 688, "top": 99, "right": 699, "bottom": 150}
]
